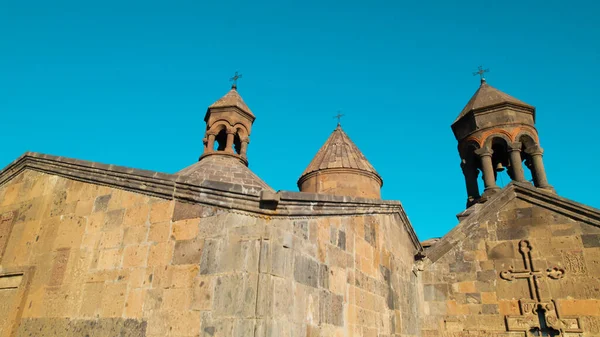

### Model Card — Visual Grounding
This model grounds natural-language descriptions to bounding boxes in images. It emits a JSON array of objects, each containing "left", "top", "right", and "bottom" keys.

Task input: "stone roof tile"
[
  {"left": 208, "top": 87, "right": 254, "bottom": 117},
  {"left": 300, "top": 125, "right": 380, "bottom": 179},
  {"left": 454, "top": 81, "right": 534, "bottom": 123},
  {"left": 177, "top": 155, "right": 272, "bottom": 194}
]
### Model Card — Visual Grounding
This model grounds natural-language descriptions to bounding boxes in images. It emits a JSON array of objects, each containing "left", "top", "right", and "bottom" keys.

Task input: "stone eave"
[
  {"left": 425, "top": 182, "right": 600, "bottom": 264},
  {"left": 453, "top": 122, "right": 540, "bottom": 143},
  {"left": 203, "top": 105, "right": 256, "bottom": 123},
  {"left": 451, "top": 102, "right": 536, "bottom": 129},
  {"left": 297, "top": 167, "right": 383, "bottom": 189},
  {"left": 0, "top": 152, "right": 421, "bottom": 251}
]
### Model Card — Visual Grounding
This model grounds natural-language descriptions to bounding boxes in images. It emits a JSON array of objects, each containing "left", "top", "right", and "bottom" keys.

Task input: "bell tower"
[
  {"left": 453, "top": 69, "right": 553, "bottom": 208},
  {"left": 200, "top": 72, "right": 254, "bottom": 166}
]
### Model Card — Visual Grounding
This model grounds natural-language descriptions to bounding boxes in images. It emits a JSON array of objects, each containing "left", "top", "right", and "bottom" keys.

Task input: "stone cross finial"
[
  {"left": 230, "top": 71, "right": 242, "bottom": 89},
  {"left": 473, "top": 65, "right": 489, "bottom": 83},
  {"left": 333, "top": 112, "right": 344, "bottom": 126}
]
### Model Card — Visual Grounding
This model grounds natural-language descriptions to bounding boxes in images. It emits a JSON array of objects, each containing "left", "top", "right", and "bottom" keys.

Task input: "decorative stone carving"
[
  {"left": 500, "top": 240, "right": 582, "bottom": 336},
  {"left": 561, "top": 251, "right": 587, "bottom": 275}
]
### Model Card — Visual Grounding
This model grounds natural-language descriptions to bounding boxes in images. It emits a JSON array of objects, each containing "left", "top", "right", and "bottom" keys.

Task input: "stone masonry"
[{"left": 0, "top": 156, "right": 420, "bottom": 337}]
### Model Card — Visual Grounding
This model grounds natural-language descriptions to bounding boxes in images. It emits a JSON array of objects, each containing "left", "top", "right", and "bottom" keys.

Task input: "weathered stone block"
[
  {"left": 173, "top": 238, "right": 204, "bottom": 265},
  {"left": 582, "top": 234, "right": 600, "bottom": 248},
  {"left": 94, "top": 194, "right": 112, "bottom": 213},
  {"left": 104, "top": 209, "right": 125, "bottom": 229},
  {"left": 191, "top": 276, "right": 214, "bottom": 311},
  {"left": 200, "top": 238, "right": 222, "bottom": 274},
  {"left": 319, "top": 290, "right": 344, "bottom": 326},
  {"left": 294, "top": 254, "right": 319, "bottom": 288}
]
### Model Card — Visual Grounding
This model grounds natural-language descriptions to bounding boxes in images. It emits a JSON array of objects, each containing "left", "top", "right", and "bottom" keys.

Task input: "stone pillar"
[
  {"left": 461, "top": 159, "right": 480, "bottom": 206},
  {"left": 206, "top": 134, "right": 216, "bottom": 153},
  {"left": 240, "top": 139, "right": 249, "bottom": 157},
  {"left": 526, "top": 145, "right": 553, "bottom": 190},
  {"left": 475, "top": 148, "right": 500, "bottom": 196},
  {"left": 225, "top": 131, "right": 235, "bottom": 153},
  {"left": 508, "top": 142, "right": 527, "bottom": 183}
]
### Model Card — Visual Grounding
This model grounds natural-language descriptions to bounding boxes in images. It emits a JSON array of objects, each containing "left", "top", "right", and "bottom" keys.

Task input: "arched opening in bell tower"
[
  {"left": 518, "top": 134, "right": 538, "bottom": 185},
  {"left": 233, "top": 132, "right": 242, "bottom": 154},
  {"left": 490, "top": 137, "right": 510, "bottom": 188},
  {"left": 214, "top": 128, "right": 228, "bottom": 151}
]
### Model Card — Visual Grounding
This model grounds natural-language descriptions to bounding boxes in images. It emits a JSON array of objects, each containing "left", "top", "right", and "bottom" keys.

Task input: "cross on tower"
[
  {"left": 473, "top": 65, "right": 489, "bottom": 83},
  {"left": 500, "top": 240, "right": 583, "bottom": 336},
  {"left": 230, "top": 71, "right": 242, "bottom": 88},
  {"left": 333, "top": 112, "right": 344, "bottom": 126}
]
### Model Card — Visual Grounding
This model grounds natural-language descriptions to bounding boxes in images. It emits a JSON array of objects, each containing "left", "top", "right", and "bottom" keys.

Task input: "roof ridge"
[{"left": 425, "top": 183, "right": 600, "bottom": 263}]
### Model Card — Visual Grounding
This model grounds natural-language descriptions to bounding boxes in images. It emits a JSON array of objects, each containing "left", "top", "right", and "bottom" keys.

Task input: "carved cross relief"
[{"left": 500, "top": 240, "right": 583, "bottom": 336}]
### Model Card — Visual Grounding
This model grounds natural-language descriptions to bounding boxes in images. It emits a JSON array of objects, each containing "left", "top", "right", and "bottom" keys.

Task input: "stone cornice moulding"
[{"left": 0, "top": 152, "right": 421, "bottom": 251}]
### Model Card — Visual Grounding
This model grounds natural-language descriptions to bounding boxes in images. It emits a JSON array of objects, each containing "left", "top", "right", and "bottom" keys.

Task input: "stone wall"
[
  {"left": 0, "top": 170, "right": 420, "bottom": 336},
  {"left": 421, "top": 197, "right": 600, "bottom": 337},
  {"left": 298, "top": 170, "right": 382, "bottom": 199}
]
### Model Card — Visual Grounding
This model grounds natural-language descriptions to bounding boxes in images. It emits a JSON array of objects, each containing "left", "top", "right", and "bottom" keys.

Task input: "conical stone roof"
[
  {"left": 177, "top": 155, "right": 273, "bottom": 194},
  {"left": 300, "top": 125, "right": 381, "bottom": 182},
  {"left": 208, "top": 86, "right": 254, "bottom": 117},
  {"left": 454, "top": 80, "right": 534, "bottom": 123}
]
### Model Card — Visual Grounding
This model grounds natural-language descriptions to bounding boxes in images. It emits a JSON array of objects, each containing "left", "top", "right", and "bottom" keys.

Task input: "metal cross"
[
  {"left": 500, "top": 240, "right": 565, "bottom": 302},
  {"left": 473, "top": 65, "right": 489, "bottom": 81},
  {"left": 229, "top": 71, "right": 242, "bottom": 87},
  {"left": 333, "top": 111, "right": 344, "bottom": 126}
]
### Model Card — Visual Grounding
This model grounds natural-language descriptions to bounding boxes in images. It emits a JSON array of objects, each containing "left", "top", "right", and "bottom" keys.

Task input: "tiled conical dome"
[{"left": 298, "top": 125, "right": 382, "bottom": 199}]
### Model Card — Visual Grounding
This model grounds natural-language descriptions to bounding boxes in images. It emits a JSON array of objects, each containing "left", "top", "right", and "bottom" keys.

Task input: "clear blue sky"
[{"left": 1, "top": 0, "right": 599, "bottom": 240}]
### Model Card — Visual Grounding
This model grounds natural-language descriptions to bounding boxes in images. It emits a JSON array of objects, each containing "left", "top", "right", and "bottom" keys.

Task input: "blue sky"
[{"left": 1, "top": 0, "right": 599, "bottom": 240}]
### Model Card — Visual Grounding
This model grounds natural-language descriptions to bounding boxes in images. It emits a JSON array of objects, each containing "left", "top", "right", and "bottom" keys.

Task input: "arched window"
[
  {"left": 233, "top": 132, "right": 241, "bottom": 154},
  {"left": 214, "top": 128, "right": 227, "bottom": 151},
  {"left": 518, "top": 134, "right": 538, "bottom": 184}
]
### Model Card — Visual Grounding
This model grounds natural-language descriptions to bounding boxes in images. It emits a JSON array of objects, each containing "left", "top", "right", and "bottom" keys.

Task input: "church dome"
[{"left": 298, "top": 125, "right": 382, "bottom": 199}]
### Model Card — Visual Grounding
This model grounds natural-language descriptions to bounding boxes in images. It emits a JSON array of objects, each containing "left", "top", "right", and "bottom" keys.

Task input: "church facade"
[{"left": 0, "top": 78, "right": 599, "bottom": 337}]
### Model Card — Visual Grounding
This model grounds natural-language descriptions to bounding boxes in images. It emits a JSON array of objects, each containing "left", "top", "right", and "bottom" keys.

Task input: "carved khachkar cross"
[{"left": 500, "top": 240, "right": 583, "bottom": 336}]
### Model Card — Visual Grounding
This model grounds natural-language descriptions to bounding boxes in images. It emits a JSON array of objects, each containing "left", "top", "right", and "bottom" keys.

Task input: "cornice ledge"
[
  {"left": 0, "top": 153, "right": 178, "bottom": 199},
  {"left": 0, "top": 153, "right": 419, "bottom": 221},
  {"left": 512, "top": 182, "right": 600, "bottom": 226}
]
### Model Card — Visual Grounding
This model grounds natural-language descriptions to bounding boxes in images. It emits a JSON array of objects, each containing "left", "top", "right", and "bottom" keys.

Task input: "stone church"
[{"left": 0, "top": 76, "right": 599, "bottom": 337}]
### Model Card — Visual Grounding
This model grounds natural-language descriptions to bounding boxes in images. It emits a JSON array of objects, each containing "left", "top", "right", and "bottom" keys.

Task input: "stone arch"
[
  {"left": 233, "top": 124, "right": 249, "bottom": 141},
  {"left": 482, "top": 133, "right": 512, "bottom": 149},
  {"left": 516, "top": 133, "right": 538, "bottom": 151},
  {"left": 231, "top": 124, "right": 249, "bottom": 155},
  {"left": 208, "top": 120, "right": 234, "bottom": 135},
  {"left": 516, "top": 133, "right": 539, "bottom": 183},
  {"left": 463, "top": 135, "right": 483, "bottom": 148},
  {"left": 481, "top": 135, "right": 511, "bottom": 184},
  {"left": 459, "top": 140, "right": 481, "bottom": 161},
  {"left": 208, "top": 123, "right": 228, "bottom": 152}
]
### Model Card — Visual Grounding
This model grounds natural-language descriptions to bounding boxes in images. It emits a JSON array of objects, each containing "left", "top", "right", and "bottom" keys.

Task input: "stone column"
[
  {"left": 508, "top": 142, "right": 527, "bottom": 183},
  {"left": 225, "top": 131, "right": 235, "bottom": 153},
  {"left": 475, "top": 148, "right": 500, "bottom": 196},
  {"left": 240, "top": 139, "right": 249, "bottom": 157},
  {"left": 206, "top": 134, "right": 216, "bottom": 153},
  {"left": 526, "top": 145, "right": 553, "bottom": 190},
  {"left": 461, "top": 159, "right": 480, "bottom": 206}
]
